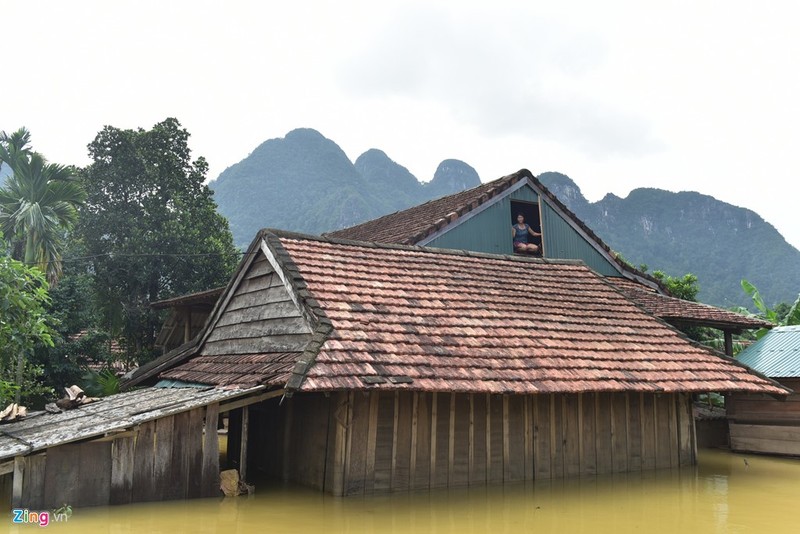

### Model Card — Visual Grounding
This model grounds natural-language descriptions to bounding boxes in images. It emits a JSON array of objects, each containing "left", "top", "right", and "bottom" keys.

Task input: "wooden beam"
[
  {"left": 201, "top": 403, "right": 220, "bottom": 497},
  {"left": 724, "top": 330, "right": 734, "bottom": 357},
  {"left": 218, "top": 389, "right": 277, "bottom": 415},
  {"left": 239, "top": 406, "right": 249, "bottom": 481},
  {"left": 11, "top": 456, "right": 24, "bottom": 508}
]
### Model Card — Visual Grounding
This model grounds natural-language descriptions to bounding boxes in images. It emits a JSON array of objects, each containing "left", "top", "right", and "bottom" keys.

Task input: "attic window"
[{"left": 510, "top": 200, "right": 542, "bottom": 256}]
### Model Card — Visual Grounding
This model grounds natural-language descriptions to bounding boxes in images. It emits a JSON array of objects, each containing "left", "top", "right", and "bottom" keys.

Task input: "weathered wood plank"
[
  {"left": 201, "top": 335, "right": 312, "bottom": 355},
  {"left": 364, "top": 391, "right": 379, "bottom": 494},
  {"left": 667, "top": 394, "right": 679, "bottom": 468},
  {"left": 412, "top": 392, "right": 431, "bottom": 490},
  {"left": 42, "top": 443, "right": 81, "bottom": 508},
  {"left": 611, "top": 394, "right": 628, "bottom": 473},
  {"left": 730, "top": 423, "right": 800, "bottom": 455},
  {"left": 345, "top": 392, "right": 370, "bottom": 495},
  {"left": 110, "top": 436, "right": 135, "bottom": 505},
  {"left": 394, "top": 392, "right": 414, "bottom": 491},
  {"left": 580, "top": 393, "right": 597, "bottom": 476},
  {"left": 451, "top": 393, "right": 470, "bottom": 486},
  {"left": 330, "top": 393, "right": 348, "bottom": 496},
  {"left": 655, "top": 395, "right": 672, "bottom": 469},
  {"left": 243, "top": 258, "right": 273, "bottom": 279},
  {"left": 21, "top": 454, "right": 46, "bottom": 509},
  {"left": 186, "top": 408, "right": 205, "bottom": 498},
  {"left": 434, "top": 393, "right": 451, "bottom": 488},
  {"left": 167, "top": 411, "right": 190, "bottom": 500},
  {"left": 238, "top": 271, "right": 278, "bottom": 293},
  {"left": 595, "top": 393, "right": 613, "bottom": 475},
  {"left": 132, "top": 420, "right": 156, "bottom": 502},
  {"left": 470, "top": 393, "right": 487, "bottom": 485},
  {"left": 563, "top": 394, "right": 581, "bottom": 477},
  {"left": 11, "top": 457, "right": 24, "bottom": 509},
  {"left": 676, "top": 394, "right": 694, "bottom": 466},
  {"left": 506, "top": 395, "right": 525, "bottom": 482},
  {"left": 524, "top": 395, "right": 533, "bottom": 480},
  {"left": 77, "top": 441, "right": 112, "bottom": 507},
  {"left": 627, "top": 393, "right": 643, "bottom": 471},
  {"left": 209, "top": 314, "right": 311, "bottom": 339},
  {"left": 374, "top": 392, "right": 395, "bottom": 492},
  {"left": 239, "top": 407, "right": 250, "bottom": 482},
  {"left": 550, "top": 394, "right": 564, "bottom": 479},
  {"left": 201, "top": 404, "right": 220, "bottom": 498},
  {"left": 154, "top": 415, "right": 175, "bottom": 501},
  {"left": 534, "top": 395, "right": 551, "bottom": 479},
  {"left": 225, "top": 285, "right": 293, "bottom": 313},
  {"left": 488, "top": 394, "right": 504, "bottom": 483},
  {"left": 640, "top": 394, "right": 656, "bottom": 470}
]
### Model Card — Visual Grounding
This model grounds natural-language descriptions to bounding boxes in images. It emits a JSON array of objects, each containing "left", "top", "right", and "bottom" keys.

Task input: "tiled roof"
[
  {"left": 327, "top": 172, "right": 525, "bottom": 244},
  {"left": 150, "top": 287, "right": 225, "bottom": 310},
  {"left": 328, "top": 169, "right": 766, "bottom": 333},
  {"left": 162, "top": 231, "right": 787, "bottom": 396},
  {"left": 607, "top": 278, "right": 773, "bottom": 331},
  {"left": 162, "top": 352, "right": 300, "bottom": 388},
  {"left": 737, "top": 326, "right": 800, "bottom": 378}
]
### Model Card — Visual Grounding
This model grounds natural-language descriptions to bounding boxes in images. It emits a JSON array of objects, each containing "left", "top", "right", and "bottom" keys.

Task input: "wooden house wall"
[
  {"left": 201, "top": 254, "right": 313, "bottom": 357},
  {"left": 727, "top": 378, "right": 800, "bottom": 456},
  {"left": 424, "top": 187, "right": 539, "bottom": 255},
  {"left": 271, "top": 391, "right": 695, "bottom": 496},
  {"left": 540, "top": 202, "right": 620, "bottom": 276},
  {"left": 420, "top": 185, "right": 620, "bottom": 277},
  {"left": 10, "top": 405, "right": 221, "bottom": 509}
]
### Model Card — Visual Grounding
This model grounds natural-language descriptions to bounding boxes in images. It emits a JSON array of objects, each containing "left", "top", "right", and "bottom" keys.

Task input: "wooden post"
[
  {"left": 724, "top": 330, "right": 734, "bottom": 356},
  {"left": 201, "top": 403, "right": 220, "bottom": 497},
  {"left": 11, "top": 456, "right": 24, "bottom": 508},
  {"left": 239, "top": 406, "right": 249, "bottom": 481},
  {"left": 183, "top": 307, "right": 192, "bottom": 344}
]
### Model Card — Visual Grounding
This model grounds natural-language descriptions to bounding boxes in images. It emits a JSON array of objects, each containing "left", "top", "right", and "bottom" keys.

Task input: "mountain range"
[{"left": 209, "top": 129, "right": 800, "bottom": 309}]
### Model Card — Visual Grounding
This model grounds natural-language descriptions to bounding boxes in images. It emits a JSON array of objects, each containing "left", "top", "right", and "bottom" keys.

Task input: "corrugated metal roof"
[
  {"left": 736, "top": 326, "right": 800, "bottom": 378},
  {"left": 0, "top": 385, "right": 263, "bottom": 461}
]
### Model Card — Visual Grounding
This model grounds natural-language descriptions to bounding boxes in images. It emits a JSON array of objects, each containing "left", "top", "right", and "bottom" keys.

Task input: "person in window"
[{"left": 512, "top": 213, "right": 541, "bottom": 254}]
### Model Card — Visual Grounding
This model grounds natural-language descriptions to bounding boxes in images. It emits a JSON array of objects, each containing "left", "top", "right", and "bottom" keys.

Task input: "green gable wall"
[
  {"left": 424, "top": 183, "right": 620, "bottom": 276},
  {"left": 540, "top": 202, "right": 620, "bottom": 276}
]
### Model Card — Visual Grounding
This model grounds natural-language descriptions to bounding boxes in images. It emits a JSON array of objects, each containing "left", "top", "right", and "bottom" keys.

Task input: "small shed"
[
  {"left": 728, "top": 325, "right": 800, "bottom": 456},
  {"left": 126, "top": 230, "right": 786, "bottom": 497},
  {"left": 0, "top": 385, "right": 267, "bottom": 509}
]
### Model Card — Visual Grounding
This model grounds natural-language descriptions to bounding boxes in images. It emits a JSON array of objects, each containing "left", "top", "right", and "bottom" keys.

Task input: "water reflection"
[{"left": 4, "top": 449, "right": 799, "bottom": 533}]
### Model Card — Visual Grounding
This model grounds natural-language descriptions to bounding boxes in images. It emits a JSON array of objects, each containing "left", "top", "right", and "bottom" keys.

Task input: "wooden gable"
[
  {"left": 198, "top": 244, "right": 314, "bottom": 358},
  {"left": 419, "top": 179, "right": 622, "bottom": 276}
]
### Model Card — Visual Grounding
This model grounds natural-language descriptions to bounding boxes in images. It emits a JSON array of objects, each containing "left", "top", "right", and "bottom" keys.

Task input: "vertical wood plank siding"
[
  {"left": 15, "top": 406, "right": 216, "bottom": 508},
  {"left": 318, "top": 391, "right": 696, "bottom": 495}
]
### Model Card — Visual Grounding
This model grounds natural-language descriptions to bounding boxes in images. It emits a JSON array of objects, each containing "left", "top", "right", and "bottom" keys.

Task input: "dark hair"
[{"left": 516, "top": 213, "right": 524, "bottom": 218}]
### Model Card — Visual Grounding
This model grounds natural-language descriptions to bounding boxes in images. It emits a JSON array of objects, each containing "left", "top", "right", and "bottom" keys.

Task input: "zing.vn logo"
[{"left": 11, "top": 508, "right": 70, "bottom": 527}]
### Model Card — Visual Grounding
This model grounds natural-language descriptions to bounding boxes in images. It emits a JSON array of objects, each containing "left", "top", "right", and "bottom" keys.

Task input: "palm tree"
[{"left": 0, "top": 128, "right": 86, "bottom": 284}]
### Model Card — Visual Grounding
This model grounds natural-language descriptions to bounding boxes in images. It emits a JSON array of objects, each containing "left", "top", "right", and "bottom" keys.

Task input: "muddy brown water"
[{"left": 3, "top": 449, "right": 797, "bottom": 533}]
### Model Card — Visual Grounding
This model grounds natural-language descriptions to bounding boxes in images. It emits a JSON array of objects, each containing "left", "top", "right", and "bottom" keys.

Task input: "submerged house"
[
  {"left": 119, "top": 229, "right": 784, "bottom": 496},
  {"left": 728, "top": 325, "right": 800, "bottom": 456}
]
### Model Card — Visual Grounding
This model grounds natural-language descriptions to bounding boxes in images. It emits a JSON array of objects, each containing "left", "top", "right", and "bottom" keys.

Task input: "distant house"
[
  {"left": 728, "top": 325, "right": 800, "bottom": 456},
  {"left": 152, "top": 287, "right": 224, "bottom": 354},
  {"left": 121, "top": 229, "right": 785, "bottom": 497},
  {"left": 327, "top": 169, "right": 771, "bottom": 354}
]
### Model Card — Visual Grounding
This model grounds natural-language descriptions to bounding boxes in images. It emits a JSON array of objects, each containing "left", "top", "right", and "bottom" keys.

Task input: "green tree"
[
  {"left": 78, "top": 118, "right": 239, "bottom": 366},
  {"left": 0, "top": 127, "right": 86, "bottom": 284},
  {"left": 741, "top": 279, "right": 800, "bottom": 339},
  {"left": 651, "top": 271, "right": 700, "bottom": 302},
  {"left": 0, "top": 244, "right": 56, "bottom": 405}
]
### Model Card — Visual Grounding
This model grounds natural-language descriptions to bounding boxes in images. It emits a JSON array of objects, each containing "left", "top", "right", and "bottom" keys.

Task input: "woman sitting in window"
[{"left": 512, "top": 214, "right": 541, "bottom": 255}]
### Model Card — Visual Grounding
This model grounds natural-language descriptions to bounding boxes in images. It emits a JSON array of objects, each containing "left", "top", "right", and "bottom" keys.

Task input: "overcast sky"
[{"left": 6, "top": 1, "right": 800, "bottom": 248}]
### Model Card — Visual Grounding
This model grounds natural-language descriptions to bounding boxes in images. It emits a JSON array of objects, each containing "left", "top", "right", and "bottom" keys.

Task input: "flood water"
[{"left": 3, "top": 449, "right": 798, "bottom": 533}]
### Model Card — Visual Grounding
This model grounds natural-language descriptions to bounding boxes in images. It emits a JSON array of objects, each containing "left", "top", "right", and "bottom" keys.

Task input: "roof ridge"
[{"left": 263, "top": 227, "right": 590, "bottom": 268}]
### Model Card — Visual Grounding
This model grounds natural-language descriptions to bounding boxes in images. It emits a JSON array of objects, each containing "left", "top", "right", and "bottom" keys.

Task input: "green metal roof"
[{"left": 736, "top": 326, "right": 800, "bottom": 378}]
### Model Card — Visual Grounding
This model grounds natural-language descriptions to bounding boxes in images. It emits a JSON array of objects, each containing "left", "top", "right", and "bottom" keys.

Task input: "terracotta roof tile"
[
  {"left": 607, "top": 277, "right": 772, "bottom": 330},
  {"left": 274, "top": 234, "right": 785, "bottom": 396}
]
